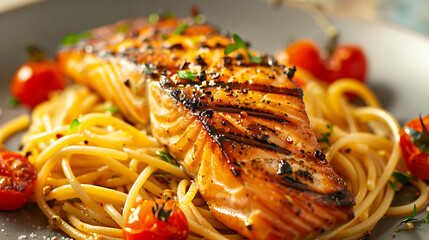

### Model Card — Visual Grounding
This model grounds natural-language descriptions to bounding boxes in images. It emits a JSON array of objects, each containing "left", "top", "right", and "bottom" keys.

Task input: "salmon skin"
[{"left": 58, "top": 16, "right": 354, "bottom": 240}]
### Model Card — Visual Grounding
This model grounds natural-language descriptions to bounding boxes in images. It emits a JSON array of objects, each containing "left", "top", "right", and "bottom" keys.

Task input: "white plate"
[{"left": 1, "top": 0, "right": 429, "bottom": 239}]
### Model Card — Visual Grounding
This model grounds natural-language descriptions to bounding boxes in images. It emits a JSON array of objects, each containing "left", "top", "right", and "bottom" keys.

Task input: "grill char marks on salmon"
[{"left": 58, "top": 17, "right": 355, "bottom": 240}]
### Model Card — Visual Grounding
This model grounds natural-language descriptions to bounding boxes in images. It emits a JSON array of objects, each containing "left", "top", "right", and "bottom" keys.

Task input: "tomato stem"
[
  {"left": 26, "top": 44, "right": 46, "bottom": 62},
  {"left": 152, "top": 199, "right": 173, "bottom": 222},
  {"left": 419, "top": 114, "right": 429, "bottom": 146}
]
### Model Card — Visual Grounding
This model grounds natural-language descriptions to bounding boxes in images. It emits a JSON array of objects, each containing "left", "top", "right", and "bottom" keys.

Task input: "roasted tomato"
[
  {"left": 0, "top": 150, "right": 38, "bottom": 211},
  {"left": 275, "top": 39, "right": 367, "bottom": 87},
  {"left": 399, "top": 114, "right": 429, "bottom": 180},
  {"left": 123, "top": 199, "right": 189, "bottom": 240},
  {"left": 10, "top": 46, "right": 67, "bottom": 109}
]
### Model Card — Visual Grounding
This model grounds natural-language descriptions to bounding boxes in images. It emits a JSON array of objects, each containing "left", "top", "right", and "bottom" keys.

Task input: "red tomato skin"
[
  {"left": 10, "top": 61, "right": 67, "bottom": 109},
  {"left": 0, "top": 150, "right": 37, "bottom": 211},
  {"left": 279, "top": 39, "right": 327, "bottom": 81},
  {"left": 327, "top": 45, "right": 367, "bottom": 83},
  {"left": 0, "top": 188, "right": 34, "bottom": 211},
  {"left": 399, "top": 115, "right": 429, "bottom": 180},
  {"left": 123, "top": 199, "right": 189, "bottom": 240}
]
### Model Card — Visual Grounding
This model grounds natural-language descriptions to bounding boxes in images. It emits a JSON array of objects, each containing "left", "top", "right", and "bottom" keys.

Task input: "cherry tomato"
[
  {"left": 399, "top": 115, "right": 429, "bottom": 180},
  {"left": 123, "top": 199, "right": 189, "bottom": 240},
  {"left": 276, "top": 40, "right": 367, "bottom": 87},
  {"left": 10, "top": 60, "right": 67, "bottom": 109},
  {"left": 276, "top": 39, "right": 326, "bottom": 81},
  {"left": 0, "top": 150, "right": 38, "bottom": 211},
  {"left": 327, "top": 45, "right": 367, "bottom": 83}
]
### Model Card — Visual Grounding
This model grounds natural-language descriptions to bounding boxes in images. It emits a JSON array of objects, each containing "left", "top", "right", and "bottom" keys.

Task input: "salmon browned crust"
[{"left": 58, "top": 17, "right": 355, "bottom": 240}]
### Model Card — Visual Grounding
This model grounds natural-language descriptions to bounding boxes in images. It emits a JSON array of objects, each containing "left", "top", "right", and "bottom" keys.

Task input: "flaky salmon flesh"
[{"left": 58, "top": 17, "right": 355, "bottom": 240}]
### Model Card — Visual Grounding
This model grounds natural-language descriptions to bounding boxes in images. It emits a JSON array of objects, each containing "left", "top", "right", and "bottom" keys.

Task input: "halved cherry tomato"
[
  {"left": 399, "top": 114, "right": 429, "bottom": 180},
  {"left": 10, "top": 60, "right": 67, "bottom": 109},
  {"left": 275, "top": 39, "right": 367, "bottom": 87},
  {"left": 0, "top": 150, "right": 38, "bottom": 211},
  {"left": 123, "top": 199, "right": 189, "bottom": 240}
]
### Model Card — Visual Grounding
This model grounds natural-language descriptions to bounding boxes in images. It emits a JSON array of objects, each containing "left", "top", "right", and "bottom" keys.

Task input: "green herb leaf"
[
  {"left": 224, "top": 33, "right": 261, "bottom": 64},
  {"left": 62, "top": 31, "right": 91, "bottom": 46},
  {"left": 7, "top": 97, "right": 20, "bottom": 107},
  {"left": 224, "top": 33, "right": 247, "bottom": 55},
  {"left": 112, "top": 175, "right": 120, "bottom": 179},
  {"left": 117, "top": 24, "right": 130, "bottom": 33},
  {"left": 318, "top": 124, "right": 334, "bottom": 146},
  {"left": 161, "top": 34, "right": 168, "bottom": 40},
  {"left": 156, "top": 151, "right": 179, "bottom": 167},
  {"left": 61, "top": 33, "right": 80, "bottom": 46},
  {"left": 105, "top": 106, "right": 119, "bottom": 113},
  {"left": 174, "top": 23, "right": 188, "bottom": 35},
  {"left": 395, "top": 204, "right": 417, "bottom": 232},
  {"left": 388, "top": 180, "right": 400, "bottom": 191},
  {"left": 176, "top": 70, "right": 198, "bottom": 80},
  {"left": 151, "top": 173, "right": 171, "bottom": 183},
  {"left": 393, "top": 171, "right": 417, "bottom": 184},
  {"left": 247, "top": 51, "right": 262, "bottom": 64},
  {"left": 149, "top": 13, "right": 159, "bottom": 25},
  {"left": 67, "top": 119, "right": 81, "bottom": 134},
  {"left": 224, "top": 44, "right": 239, "bottom": 55},
  {"left": 421, "top": 213, "right": 429, "bottom": 223},
  {"left": 405, "top": 116, "right": 429, "bottom": 155},
  {"left": 232, "top": 33, "right": 247, "bottom": 49}
]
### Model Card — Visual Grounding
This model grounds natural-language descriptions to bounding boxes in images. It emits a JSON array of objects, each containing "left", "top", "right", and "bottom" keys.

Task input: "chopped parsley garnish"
[
  {"left": 161, "top": 34, "right": 168, "bottom": 40},
  {"left": 174, "top": 23, "right": 188, "bottom": 35},
  {"left": 151, "top": 173, "right": 171, "bottom": 183},
  {"left": 61, "top": 31, "right": 91, "bottom": 46},
  {"left": 395, "top": 204, "right": 417, "bottom": 232},
  {"left": 388, "top": 171, "right": 417, "bottom": 191},
  {"left": 405, "top": 115, "right": 429, "bottom": 155},
  {"left": 176, "top": 70, "right": 198, "bottom": 80},
  {"left": 61, "top": 34, "right": 80, "bottom": 46},
  {"left": 393, "top": 171, "right": 418, "bottom": 184},
  {"left": 7, "top": 97, "right": 20, "bottom": 107},
  {"left": 156, "top": 151, "right": 179, "bottom": 167},
  {"left": 149, "top": 13, "right": 159, "bottom": 25},
  {"left": 112, "top": 175, "right": 120, "bottom": 179},
  {"left": 318, "top": 123, "right": 334, "bottom": 146},
  {"left": 117, "top": 24, "right": 130, "bottom": 33},
  {"left": 387, "top": 180, "right": 400, "bottom": 191},
  {"left": 224, "top": 33, "right": 261, "bottom": 63},
  {"left": 67, "top": 119, "right": 81, "bottom": 134},
  {"left": 105, "top": 106, "right": 119, "bottom": 113}
]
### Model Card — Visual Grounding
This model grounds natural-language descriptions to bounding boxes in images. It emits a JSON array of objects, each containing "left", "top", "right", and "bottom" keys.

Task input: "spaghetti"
[{"left": 1, "top": 73, "right": 427, "bottom": 239}]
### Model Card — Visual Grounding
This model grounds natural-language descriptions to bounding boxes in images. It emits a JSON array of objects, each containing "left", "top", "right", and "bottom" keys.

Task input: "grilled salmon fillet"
[{"left": 58, "top": 17, "right": 354, "bottom": 240}]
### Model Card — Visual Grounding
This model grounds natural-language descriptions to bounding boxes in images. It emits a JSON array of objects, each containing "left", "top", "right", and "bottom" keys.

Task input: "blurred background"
[
  {"left": 2, "top": 0, "right": 429, "bottom": 36},
  {"left": 3, "top": 0, "right": 429, "bottom": 36}
]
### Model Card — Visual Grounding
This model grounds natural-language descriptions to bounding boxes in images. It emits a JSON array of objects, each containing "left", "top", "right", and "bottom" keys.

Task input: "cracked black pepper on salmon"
[{"left": 57, "top": 16, "right": 355, "bottom": 240}]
